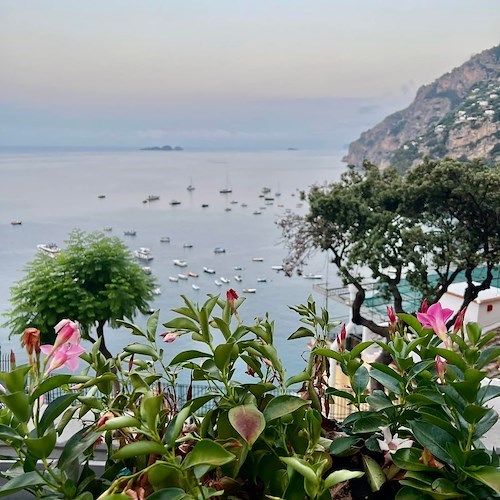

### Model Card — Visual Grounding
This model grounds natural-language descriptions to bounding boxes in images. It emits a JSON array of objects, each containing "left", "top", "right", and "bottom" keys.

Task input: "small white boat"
[
  {"left": 153, "top": 287, "right": 162, "bottom": 295},
  {"left": 214, "top": 247, "right": 226, "bottom": 254},
  {"left": 187, "top": 271, "right": 199, "bottom": 278},
  {"left": 241, "top": 203, "right": 248, "bottom": 208},
  {"left": 252, "top": 257, "right": 264, "bottom": 262},
  {"left": 234, "top": 266, "right": 243, "bottom": 271},
  {"left": 220, "top": 277, "right": 230, "bottom": 284},
  {"left": 192, "top": 284, "right": 200, "bottom": 290},
  {"left": 173, "top": 259, "right": 188, "bottom": 267},
  {"left": 242, "top": 288, "right": 256, "bottom": 294},
  {"left": 187, "top": 184, "right": 195, "bottom": 192},
  {"left": 203, "top": 266, "right": 216, "bottom": 274},
  {"left": 202, "top": 203, "right": 209, "bottom": 208},
  {"left": 103, "top": 226, "right": 112, "bottom": 232},
  {"left": 257, "top": 278, "right": 267, "bottom": 283},
  {"left": 253, "top": 210, "right": 262, "bottom": 215},
  {"left": 234, "top": 275, "right": 242, "bottom": 282},
  {"left": 261, "top": 187, "right": 271, "bottom": 194},
  {"left": 214, "top": 280, "right": 222, "bottom": 286},
  {"left": 224, "top": 207, "right": 232, "bottom": 212},
  {"left": 304, "top": 274, "right": 323, "bottom": 280},
  {"left": 160, "top": 236, "right": 170, "bottom": 243},
  {"left": 37, "top": 243, "right": 61, "bottom": 256},
  {"left": 134, "top": 248, "right": 154, "bottom": 261},
  {"left": 183, "top": 243, "right": 193, "bottom": 248},
  {"left": 178, "top": 273, "right": 188, "bottom": 280},
  {"left": 271, "top": 265, "right": 283, "bottom": 271},
  {"left": 169, "top": 276, "right": 179, "bottom": 282},
  {"left": 124, "top": 230, "right": 137, "bottom": 236},
  {"left": 11, "top": 220, "right": 22, "bottom": 226},
  {"left": 142, "top": 267, "right": 152, "bottom": 275}
]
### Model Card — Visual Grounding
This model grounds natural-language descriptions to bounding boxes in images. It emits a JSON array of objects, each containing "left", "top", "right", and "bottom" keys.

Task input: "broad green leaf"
[
  {"left": 228, "top": 405, "right": 265, "bottom": 446},
  {"left": 169, "top": 350, "right": 211, "bottom": 366},
  {"left": 324, "top": 469, "right": 364, "bottom": 489},
  {"left": 353, "top": 365, "right": 369, "bottom": 395},
  {"left": 473, "top": 409, "right": 498, "bottom": 439},
  {"left": 463, "top": 404, "right": 490, "bottom": 424},
  {"left": 352, "top": 415, "right": 386, "bottom": 434},
  {"left": 464, "top": 465, "right": 500, "bottom": 493},
  {"left": 0, "top": 471, "right": 45, "bottom": 496},
  {"left": 392, "top": 448, "right": 440, "bottom": 472},
  {"left": 0, "top": 365, "right": 31, "bottom": 393},
  {"left": 30, "top": 374, "right": 73, "bottom": 401},
  {"left": 285, "top": 371, "right": 311, "bottom": 387},
  {"left": 214, "top": 342, "right": 234, "bottom": 371},
  {"left": 0, "top": 391, "right": 30, "bottom": 422},
  {"left": 369, "top": 369, "right": 402, "bottom": 395},
  {"left": 327, "top": 388, "right": 356, "bottom": 403},
  {"left": 113, "top": 440, "right": 167, "bottom": 460},
  {"left": 141, "top": 394, "right": 163, "bottom": 430},
  {"left": 148, "top": 488, "right": 188, "bottom": 500},
  {"left": 395, "top": 486, "right": 433, "bottom": 499},
  {"left": 431, "top": 347, "right": 467, "bottom": 371},
  {"left": 146, "top": 309, "right": 160, "bottom": 341},
  {"left": 287, "top": 327, "right": 315, "bottom": 340},
  {"left": 38, "top": 393, "right": 78, "bottom": 435},
  {"left": 280, "top": 456, "right": 317, "bottom": 484},
  {"left": 408, "top": 420, "right": 456, "bottom": 464},
  {"left": 366, "top": 391, "right": 395, "bottom": 411},
  {"left": 100, "top": 415, "right": 140, "bottom": 431},
  {"left": 466, "top": 322, "right": 481, "bottom": 345},
  {"left": 212, "top": 317, "right": 232, "bottom": 341},
  {"left": 58, "top": 427, "right": 101, "bottom": 470},
  {"left": 362, "top": 454, "right": 385, "bottom": 492},
  {"left": 398, "top": 313, "right": 424, "bottom": 335},
  {"left": 477, "top": 346, "right": 500, "bottom": 369},
  {"left": 407, "top": 360, "right": 435, "bottom": 382},
  {"left": 25, "top": 427, "right": 57, "bottom": 458},
  {"left": 350, "top": 341, "right": 374, "bottom": 358},
  {"left": 478, "top": 384, "right": 500, "bottom": 404},
  {"left": 164, "top": 404, "right": 193, "bottom": 449},
  {"left": 116, "top": 319, "right": 146, "bottom": 337},
  {"left": 263, "top": 395, "right": 310, "bottom": 422},
  {"left": 0, "top": 424, "right": 23, "bottom": 446},
  {"left": 182, "top": 439, "right": 235, "bottom": 469},
  {"left": 313, "top": 347, "right": 343, "bottom": 362},
  {"left": 123, "top": 343, "right": 159, "bottom": 360},
  {"left": 329, "top": 436, "right": 363, "bottom": 456},
  {"left": 163, "top": 317, "right": 199, "bottom": 332}
]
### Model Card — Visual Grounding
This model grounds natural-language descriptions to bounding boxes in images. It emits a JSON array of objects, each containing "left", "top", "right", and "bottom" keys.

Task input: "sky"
[{"left": 1, "top": 1, "right": 499, "bottom": 150}]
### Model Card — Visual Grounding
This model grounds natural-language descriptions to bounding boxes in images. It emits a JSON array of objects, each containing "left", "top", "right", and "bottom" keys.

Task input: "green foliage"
[{"left": 4, "top": 230, "right": 156, "bottom": 343}]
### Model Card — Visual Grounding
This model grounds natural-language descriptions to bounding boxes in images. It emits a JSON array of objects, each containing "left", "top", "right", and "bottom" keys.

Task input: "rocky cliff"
[{"left": 343, "top": 45, "right": 500, "bottom": 171}]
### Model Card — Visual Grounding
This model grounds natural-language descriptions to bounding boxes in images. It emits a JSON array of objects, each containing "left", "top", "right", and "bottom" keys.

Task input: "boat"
[
  {"left": 97, "top": 194, "right": 106, "bottom": 199},
  {"left": 153, "top": 287, "right": 162, "bottom": 295},
  {"left": 253, "top": 210, "right": 262, "bottom": 215},
  {"left": 169, "top": 276, "right": 179, "bottom": 282},
  {"left": 234, "top": 275, "right": 242, "bottom": 282},
  {"left": 242, "top": 288, "right": 256, "bottom": 294},
  {"left": 178, "top": 273, "right": 188, "bottom": 280},
  {"left": 103, "top": 226, "right": 112, "bottom": 232},
  {"left": 183, "top": 243, "right": 193, "bottom": 248},
  {"left": 271, "top": 265, "right": 283, "bottom": 271},
  {"left": 37, "top": 243, "right": 61, "bottom": 256},
  {"left": 170, "top": 200, "right": 181, "bottom": 206},
  {"left": 142, "top": 266, "right": 152, "bottom": 275},
  {"left": 124, "top": 230, "right": 136, "bottom": 236},
  {"left": 203, "top": 266, "right": 216, "bottom": 274},
  {"left": 214, "top": 280, "right": 222, "bottom": 286},
  {"left": 230, "top": 200, "right": 239, "bottom": 204},
  {"left": 241, "top": 203, "right": 248, "bottom": 208},
  {"left": 220, "top": 174, "right": 232, "bottom": 194},
  {"left": 304, "top": 274, "right": 323, "bottom": 280},
  {"left": 252, "top": 257, "right": 264, "bottom": 262},
  {"left": 134, "top": 248, "right": 154, "bottom": 261},
  {"left": 187, "top": 271, "right": 199, "bottom": 278},
  {"left": 173, "top": 259, "right": 188, "bottom": 267},
  {"left": 220, "top": 277, "right": 230, "bottom": 284},
  {"left": 264, "top": 197, "right": 274, "bottom": 202},
  {"left": 187, "top": 181, "right": 195, "bottom": 192},
  {"left": 214, "top": 247, "right": 226, "bottom": 254},
  {"left": 261, "top": 187, "right": 271, "bottom": 194},
  {"left": 234, "top": 266, "right": 243, "bottom": 271},
  {"left": 10, "top": 220, "right": 22, "bottom": 225},
  {"left": 257, "top": 278, "right": 267, "bottom": 283},
  {"left": 147, "top": 195, "right": 160, "bottom": 201},
  {"left": 224, "top": 207, "right": 232, "bottom": 212},
  {"left": 160, "top": 236, "right": 170, "bottom": 243},
  {"left": 192, "top": 284, "right": 200, "bottom": 290},
  {"left": 201, "top": 203, "right": 209, "bottom": 208}
]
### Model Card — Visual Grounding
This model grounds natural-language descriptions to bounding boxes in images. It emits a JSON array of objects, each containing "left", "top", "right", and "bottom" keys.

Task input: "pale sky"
[{"left": 1, "top": 0, "right": 499, "bottom": 149}]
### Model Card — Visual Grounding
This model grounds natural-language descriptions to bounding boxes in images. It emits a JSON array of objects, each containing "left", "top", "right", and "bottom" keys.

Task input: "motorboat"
[
  {"left": 271, "top": 265, "right": 283, "bottom": 271},
  {"left": 187, "top": 184, "right": 195, "bottom": 192},
  {"left": 214, "top": 280, "right": 222, "bottom": 286},
  {"left": 234, "top": 275, "right": 242, "bottom": 282},
  {"left": 178, "top": 273, "right": 188, "bottom": 280},
  {"left": 219, "top": 187, "right": 232, "bottom": 194},
  {"left": 103, "top": 226, "right": 112, "bottom": 232},
  {"left": 147, "top": 195, "right": 160, "bottom": 201},
  {"left": 203, "top": 266, "right": 216, "bottom": 274},
  {"left": 257, "top": 278, "right": 267, "bottom": 283},
  {"left": 160, "top": 236, "right": 170, "bottom": 243},
  {"left": 234, "top": 266, "right": 243, "bottom": 271},
  {"left": 134, "top": 248, "right": 154, "bottom": 261},
  {"left": 37, "top": 243, "right": 61, "bottom": 256},
  {"left": 170, "top": 200, "right": 181, "bottom": 206},
  {"left": 214, "top": 247, "right": 226, "bottom": 254},
  {"left": 304, "top": 274, "right": 323, "bottom": 280},
  {"left": 97, "top": 194, "right": 106, "bottom": 199},
  {"left": 153, "top": 287, "right": 162, "bottom": 295},
  {"left": 11, "top": 220, "right": 22, "bottom": 226},
  {"left": 169, "top": 276, "right": 179, "bottom": 282},
  {"left": 261, "top": 187, "right": 271, "bottom": 194},
  {"left": 202, "top": 204, "right": 209, "bottom": 208},
  {"left": 142, "top": 267, "right": 152, "bottom": 275},
  {"left": 183, "top": 243, "right": 193, "bottom": 248},
  {"left": 124, "top": 230, "right": 136, "bottom": 236},
  {"left": 242, "top": 288, "right": 256, "bottom": 294},
  {"left": 253, "top": 210, "right": 262, "bottom": 215},
  {"left": 192, "top": 284, "right": 200, "bottom": 290},
  {"left": 187, "top": 271, "right": 199, "bottom": 278},
  {"left": 220, "top": 277, "right": 230, "bottom": 284},
  {"left": 241, "top": 203, "right": 248, "bottom": 208},
  {"left": 173, "top": 259, "right": 188, "bottom": 267},
  {"left": 252, "top": 257, "right": 264, "bottom": 262},
  {"left": 230, "top": 200, "right": 239, "bottom": 205},
  {"left": 224, "top": 207, "right": 232, "bottom": 212}
]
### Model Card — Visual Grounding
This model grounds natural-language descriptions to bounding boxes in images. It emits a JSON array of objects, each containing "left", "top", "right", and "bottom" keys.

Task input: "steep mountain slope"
[{"left": 343, "top": 45, "right": 500, "bottom": 171}]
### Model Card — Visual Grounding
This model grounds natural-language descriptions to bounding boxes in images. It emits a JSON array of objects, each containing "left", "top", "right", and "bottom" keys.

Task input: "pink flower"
[
  {"left": 42, "top": 344, "right": 85, "bottom": 374},
  {"left": 53, "top": 319, "right": 80, "bottom": 350},
  {"left": 336, "top": 324, "right": 347, "bottom": 353},
  {"left": 387, "top": 306, "right": 397, "bottom": 326},
  {"left": 160, "top": 331, "right": 177, "bottom": 343},
  {"left": 435, "top": 355, "right": 446, "bottom": 384},
  {"left": 377, "top": 426, "right": 413, "bottom": 463},
  {"left": 452, "top": 308, "right": 466, "bottom": 335},
  {"left": 420, "top": 298, "right": 428, "bottom": 313},
  {"left": 416, "top": 303, "right": 453, "bottom": 343}
]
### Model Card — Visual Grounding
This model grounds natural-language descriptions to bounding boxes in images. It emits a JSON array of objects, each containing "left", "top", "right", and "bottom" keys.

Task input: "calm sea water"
[{"left": 0, "top": 149, "right": 349, "bottom": 379}]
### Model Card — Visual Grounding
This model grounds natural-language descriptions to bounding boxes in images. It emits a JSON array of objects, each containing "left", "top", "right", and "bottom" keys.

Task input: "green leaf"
[
  {"left": 212, "top": 317, "right": 232, "bottom": 341},
  {"left": 478, "top": 384, "right": 500, "bottom": 404},
  {"left": 366, "top": 391, "right": 395, "bottom": 411},
  {"left": 263, "top": 395, "right": 310, "bottom": 422},
  {"left": 30, "top": 374, "right": 73, "bottom": 402},
  {"left": 473, "top": 409, "right": 498, "bottom": 440},
  {"left": 396, "top": 486, "right": 433, "bottom": 499},
  {"left": 477, "top": 346, "right": 500, "bottom": 369},
  {"left": 25, "top": 427, "right": 57, "bottom": 458},
  {"left": 100, "top": 415, "right": 140, "bottom": 431},
  {"left": 163, "top": 317, "right": 199, "bottom": 332},
  {"left": 117, "top": 319, "right": 146, "bottom": 337},
  {"left": 164, "top": 405, "right": 193, "bottom": 449},
  {"left": 398, "top": 313, "right": 423, "bottom": 335},
  {"left": 353, "top": 365, "right": 369, "bottom": 395},
  {"left": 148, "top": 488, "right": 188, "bottom": 500},
  {"left": 350, "top": 341, "right": 374, "bottom": 358},
  {"left": 0, "top": 391, "right": 30, "bottom": 422},
  {"left": 466, "top": 322, "right": 481, "bottom": 345},
  {"left": 408, "top": 420, "right": 456, "bottom": 464},
  {"left": 58, "top": 427, "right": 101, "bottom": 470},
  {"left": 38, "top": 393, "right": 78, "bottom": 435},
  {"left": 123, "top": 343, "right": 159, "bottom": 360},
  {"left": 280, "top": 456, "right": 317, "bottom": 485},
  {"left": 0, "top": 365, "right": 31, "bottom": 393},
  {"left": 362, "top": 454, "right": 386, "bottom": 492},
  {"left": 324, "top": 469, "right": 364, "bottom": 489},
  {"left": 0, "top": 424, "right": 23, "bottom": 446},
  {"left": 464, "top": 465, "right": 500, "bottom": 493},
  {"left": 113, "top": 440, "right": 167, "bottom": 460},
  {"left": 285, "top": 371, "right": 311, "bottom": 387},
  {"left": 228, "top": 405, "right": 265, "bottom": 446},
  {"left": 287, "top": 327, "right": 315, "bottom": 340},
  {"left": 182, "top": 439, "right": 235, "bottom": 469},
  {"left": 431, "top": 347, "right": 467, "bottom": 371},
  {"left": 146, "top": 309, "right": 160, "bottom": 341},
  {"left": 313, "top": 347, "right": 343, "bottom": 362},
  {"left": 369, "top": 369, "right": 402, "bottom": 395},
  {"left": 141, "top": 394, "right": 163, "bottom": 430},
  {"left": 463, "top": 404, "right": 490, "bottom": 424},
  {"left": 352, "top": 415, "right": 386, "bottom": 434},
  {"left": 214, "top": 342, "right": 234, "bottom": 371},
  {"left": 392, "top": 448, "right": 440, "bottom": 472},
  {"left": 0, "top": 471, "right": 45, "bottom": 496},
  {"left": 329, "top": 436, "right": 363, "bottom": 456},
  {"left": 169, "top": 350, "right": 211, "bottom": 365}
]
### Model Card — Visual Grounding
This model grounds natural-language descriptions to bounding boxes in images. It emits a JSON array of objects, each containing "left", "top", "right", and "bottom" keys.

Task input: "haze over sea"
[{"left": 0, "top": 148, "right": 349, "bottom": 379}]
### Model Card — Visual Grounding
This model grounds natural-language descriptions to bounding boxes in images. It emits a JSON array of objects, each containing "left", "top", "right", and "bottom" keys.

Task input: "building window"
[{"left": 487, "top": 304, "right": 493, "bottom": 312}]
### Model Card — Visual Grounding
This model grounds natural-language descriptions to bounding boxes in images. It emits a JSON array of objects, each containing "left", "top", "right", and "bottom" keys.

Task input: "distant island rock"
[
  {"left": 140, "top": 145, "right": 183, "bottom": 151},
  {"left": 287, "top": 147, "right": 299, "bottom": 151},
  {"left": 343, "top": 44, "right": 499, "bottom": 172}
]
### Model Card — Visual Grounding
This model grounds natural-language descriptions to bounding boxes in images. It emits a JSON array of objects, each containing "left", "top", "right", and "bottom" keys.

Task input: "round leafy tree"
[{"left": 4, "top": 230, "right": 156, "bottom": 357}]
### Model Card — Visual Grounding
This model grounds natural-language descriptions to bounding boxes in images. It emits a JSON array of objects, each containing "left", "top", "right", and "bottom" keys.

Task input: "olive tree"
[{"left": 4, "top": 230, "right": 156, "bottom": 358}]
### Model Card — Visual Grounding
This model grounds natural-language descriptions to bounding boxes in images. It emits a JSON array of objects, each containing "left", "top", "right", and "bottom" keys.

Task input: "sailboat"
[
  {"left": 219, "top": 173, "right": 232, "bottom": 194},
  {"left": 187, "top": 178, "right": 195, "bottom": 191}
]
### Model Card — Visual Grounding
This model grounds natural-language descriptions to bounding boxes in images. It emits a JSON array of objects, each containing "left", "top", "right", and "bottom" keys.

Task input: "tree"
[
  {"left": 279, "top": 158, "right": 500, "bottom": 340},
  {"left": 4, "top": 230, "right": 156, "bottom": 358}
]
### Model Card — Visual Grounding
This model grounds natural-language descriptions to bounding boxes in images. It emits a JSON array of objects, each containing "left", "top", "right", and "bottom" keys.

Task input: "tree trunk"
[{"left": 96, "top": 319, "right": 112, "bottom": 359}]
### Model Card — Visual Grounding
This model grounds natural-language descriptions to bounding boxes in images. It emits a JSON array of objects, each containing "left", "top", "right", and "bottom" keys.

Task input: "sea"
[{"left": 0, "top": 148, "right": 350, "bottom": 381}]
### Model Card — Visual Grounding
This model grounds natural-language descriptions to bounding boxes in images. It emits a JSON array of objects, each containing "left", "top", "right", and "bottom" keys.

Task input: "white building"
[{"left": 439, "top": 282, "right": 500, "bottom": 333}]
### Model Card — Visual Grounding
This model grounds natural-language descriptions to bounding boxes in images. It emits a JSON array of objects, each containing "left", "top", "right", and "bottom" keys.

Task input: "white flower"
[{"left": 377, "top": 426, "right": 413, "bottom": 454}]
